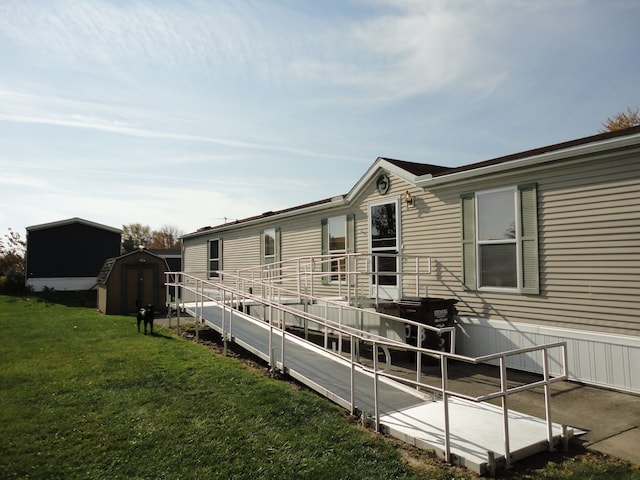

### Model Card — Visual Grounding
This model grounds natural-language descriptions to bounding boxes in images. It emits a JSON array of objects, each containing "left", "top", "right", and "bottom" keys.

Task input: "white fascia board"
[{"left": 416, "top": 132, "right": 640, "bottom": 189}]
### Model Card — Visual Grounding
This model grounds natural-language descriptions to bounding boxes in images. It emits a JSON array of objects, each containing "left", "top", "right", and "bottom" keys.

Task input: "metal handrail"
[
  {"left": 166, "top": 270, "right": 568, "bottom": 468},
  {"left": 231, "top": 252, "right": 432, "bottom": 303}
]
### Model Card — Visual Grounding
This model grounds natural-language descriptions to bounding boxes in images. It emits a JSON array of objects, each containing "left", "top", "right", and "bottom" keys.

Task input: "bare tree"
[{"left": 149, "top": 225, "right": 183, "bottom": 250}]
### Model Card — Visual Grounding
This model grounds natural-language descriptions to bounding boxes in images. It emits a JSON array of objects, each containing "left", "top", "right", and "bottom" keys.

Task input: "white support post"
[
  {"left": 373, "top": 342, "right": 380, "bottom": 433},
  {"left": 323, "top": 301, "right": 329, "bottom": 350},
  {"left": 350, "top": 336, "right": 356, "bottom": 415},
  {"left": 442, "top": 355, "right": 451, "bottom": 463},
  {"left": 543, "top": 348, "right": 554, "bottom": 450},
  {"left": 338, "top": 305, "right": 343, "bottom": 354},
  {"left": 500, "top": 357, "right": 511, "bottom": 468},
  {"left": 416, "top": 325, "right": 423, "bottom": 390},
  {"left": 176, "top": 279, "right": 181, "bottom": 335}
]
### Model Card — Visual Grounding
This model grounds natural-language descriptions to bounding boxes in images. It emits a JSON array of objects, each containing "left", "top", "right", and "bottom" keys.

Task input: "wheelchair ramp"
[{"left": 182, "top": 300, "right": 577, "bottom": 475}]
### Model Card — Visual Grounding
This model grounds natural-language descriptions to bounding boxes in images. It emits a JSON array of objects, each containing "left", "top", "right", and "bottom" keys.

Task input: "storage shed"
[{"left": 97, "top": 249, "right": 169, "bottom": 315}]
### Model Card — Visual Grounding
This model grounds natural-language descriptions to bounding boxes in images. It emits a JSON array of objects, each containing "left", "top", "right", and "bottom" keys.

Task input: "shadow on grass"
[{"left": 32, "top": 290, "right": 98, "bottom": 308}]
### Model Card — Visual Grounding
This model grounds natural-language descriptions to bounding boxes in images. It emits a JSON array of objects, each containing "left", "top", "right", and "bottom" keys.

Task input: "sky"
[{"left": 1, "top": 0, "right": 639, "bottom": 239}]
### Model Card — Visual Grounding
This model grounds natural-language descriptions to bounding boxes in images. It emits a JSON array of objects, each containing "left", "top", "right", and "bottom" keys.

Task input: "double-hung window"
[
  {"left": 321, "top": 214, "right": 355, "bottom": 284},
  {"left": 208, "top": 238, "right": 221, "bottom": 279},
  {"left": 461, "top": 183, "right": 539, "bottom": 293}
]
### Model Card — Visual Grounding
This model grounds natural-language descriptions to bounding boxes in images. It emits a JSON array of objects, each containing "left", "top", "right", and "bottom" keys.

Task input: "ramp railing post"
[
  {"left": 323, "top": 301, "right": 329, "bottom": 350},
  {"left": 416, "top": 325, "right": 423, "bottom": 391},
  {"left": 229, "top": 289, "right": 234, "bottom": 340},
  {"left": 338, "top": 305, "right": 343, "bottom": 354},
  {"left": 176, "top": 278, "right": 181, "bottom": 335},
  {"left": 268, "top": 304, "right": 274, "bottom": 372},
  {"left": 441, "top": 354, "right": 451, "bottom": 463},
  {"left": 280, "top": 306, "right": 286, "bottom": 374},
  {"left": 195, "top": 279, "right": 200, "bottom": 343},
  {"left": 543, "top": 347, "right": 554, "bottom": 451},
  {"left": 350, "top": 336, "right": 356, "bottom": 415},
  {"left": 500, "top": 357, "right": 511, "bottom": 468},
  {"left": 220, "top": 289, "right": 226, "bottom": 340},
  {"left": 373, "top": 341, "right": 380, "bottom": 433}
]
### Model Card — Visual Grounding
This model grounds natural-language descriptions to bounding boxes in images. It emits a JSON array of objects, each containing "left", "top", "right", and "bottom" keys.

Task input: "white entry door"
[{"left": 369, "top": 198, "right": 401, "bottom": 300}]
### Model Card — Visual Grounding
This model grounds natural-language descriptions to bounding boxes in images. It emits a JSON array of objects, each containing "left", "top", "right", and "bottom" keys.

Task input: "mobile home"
[{"left": 181, "top": 126, "right": 640, "bottom": 394}]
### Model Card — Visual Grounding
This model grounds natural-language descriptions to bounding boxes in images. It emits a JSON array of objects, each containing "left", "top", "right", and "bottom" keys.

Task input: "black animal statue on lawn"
[{"left": 137, "top": 303, "right": 154, "bottom": 335}]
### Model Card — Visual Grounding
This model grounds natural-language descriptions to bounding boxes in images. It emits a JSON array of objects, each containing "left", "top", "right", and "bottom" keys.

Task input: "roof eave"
[
  {"left": 182, "top": 196, "right": 348, "bottom": 240},
  {"left": 416, "top": 131, "right": 640, "bottom": 188},
  {"left": 27, "top": 217, "right": 122, "bottom": 234}
]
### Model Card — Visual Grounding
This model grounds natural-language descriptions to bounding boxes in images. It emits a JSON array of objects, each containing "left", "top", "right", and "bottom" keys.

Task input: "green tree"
[
  {"left": 0, "top": 228, "right": 26, "bottom": 293},
  {"left": 600, "top": 106, "right": 640, "bottom": 132},
  {"left": 121, "top": 223, "right": 152, "bottom": 253}
]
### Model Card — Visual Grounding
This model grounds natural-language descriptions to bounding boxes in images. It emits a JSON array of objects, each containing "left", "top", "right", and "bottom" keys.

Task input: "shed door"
[{"left": 124, "top": 265, "right": 158, "bottom": 313}]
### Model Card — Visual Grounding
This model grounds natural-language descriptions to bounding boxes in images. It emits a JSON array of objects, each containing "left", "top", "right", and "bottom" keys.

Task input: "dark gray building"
[{"left": 26, "top": 217, "right": 122, "bottom": 292}]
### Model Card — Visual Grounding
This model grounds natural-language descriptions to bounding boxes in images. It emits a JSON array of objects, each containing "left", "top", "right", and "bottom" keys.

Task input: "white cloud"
[{"left": 0, "top": 0, "right": 508, "bottom": 103}]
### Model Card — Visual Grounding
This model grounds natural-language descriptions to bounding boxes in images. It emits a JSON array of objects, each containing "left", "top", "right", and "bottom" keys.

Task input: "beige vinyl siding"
[
  {"left": 183, "top": 235, "right": 209, "bottom": 278},
  {"left": 221, "top": 228, "right": 261, "bottom": 276},
  {"left": 428, "top": 153, "right": 640, "bottom": 337}
]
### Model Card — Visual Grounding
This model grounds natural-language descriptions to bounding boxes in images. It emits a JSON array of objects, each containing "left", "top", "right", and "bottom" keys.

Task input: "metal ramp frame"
[{"left": 166, "top": 271, "right": 576, "bottom": 475}]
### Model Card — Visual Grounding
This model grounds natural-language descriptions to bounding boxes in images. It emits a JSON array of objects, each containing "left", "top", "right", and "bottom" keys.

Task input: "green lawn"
[{"left": 1, "top": 294, "right": 638, "bottom": 480}]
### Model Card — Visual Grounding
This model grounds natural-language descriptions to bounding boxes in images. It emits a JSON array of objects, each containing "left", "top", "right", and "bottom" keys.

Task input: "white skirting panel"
[
  {"left": 455, "top": 317, "right": 640, "bottom": 395},
  {"left": 26, "top": 277, "right": 97, "bottom": 292}
]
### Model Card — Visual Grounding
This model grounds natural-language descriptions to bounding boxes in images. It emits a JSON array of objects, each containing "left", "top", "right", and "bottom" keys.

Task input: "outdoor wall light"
[{"left": 404, "top": 190, "right": 414, "bottom": 208}]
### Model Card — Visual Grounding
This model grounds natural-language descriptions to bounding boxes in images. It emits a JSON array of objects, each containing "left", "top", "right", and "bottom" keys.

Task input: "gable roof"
[
  {"left": 184, "top": 125, "right": 640, "bottom": 239},
  {"left": 97, "top": 249, "right": 169, "bottom": 285},
  {"left": 27, "top": 217, "right": 122, "bottom": 234},
  {"left": 381, "top": 158, "right": 450, "bottom": 176}
]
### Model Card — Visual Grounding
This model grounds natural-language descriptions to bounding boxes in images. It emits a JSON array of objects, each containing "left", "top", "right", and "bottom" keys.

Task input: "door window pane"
[
  {"left": 372, "top": 252, "right": 398, "bottom": 285},
  {"left": 371, "top": 203, "right": 396, "bottom": 249}
]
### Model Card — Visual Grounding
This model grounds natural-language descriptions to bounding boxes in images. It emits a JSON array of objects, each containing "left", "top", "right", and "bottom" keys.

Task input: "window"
[
  {"left": 321, "top": 214, "right": 355, "bottom": 284},
  {"left": 461, "top": 184, "right": 539, "bottom": 293},
  {"left": 208, "top": 238, "right": 221, "bottom": 279},
  {"left": 328, "top": 216, "right": 346, "bottom": 282},
  {"left": 260, "top": 228, "right": 281, "bottom": 280},
  {"left": 263, "top": 228, "right": 276, "bottom": 265}
]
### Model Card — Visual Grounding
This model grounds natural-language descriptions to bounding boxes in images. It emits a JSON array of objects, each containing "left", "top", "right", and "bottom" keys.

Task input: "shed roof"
[{"left": 97, "top": 249, "right": 169, "bottom": 285}]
